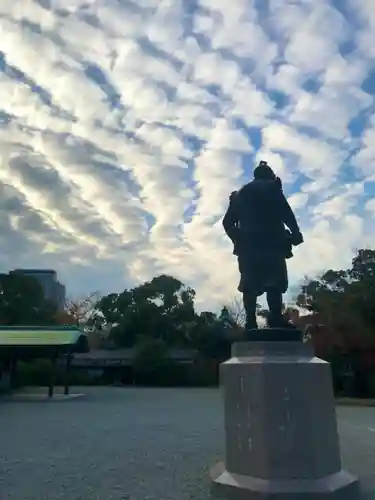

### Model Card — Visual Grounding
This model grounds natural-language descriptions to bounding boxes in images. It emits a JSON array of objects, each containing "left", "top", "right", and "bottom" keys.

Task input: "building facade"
[{"left": 11, "top": 269, "right": 66, "bottom": 310}]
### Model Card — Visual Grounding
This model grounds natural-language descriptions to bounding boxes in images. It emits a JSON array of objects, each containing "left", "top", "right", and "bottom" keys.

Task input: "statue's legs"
[
  {"left": 243, "top": 289, "right": 285, "bottom": 329},
  {"left": 267, "top": 288, "right": 296, "bottom": 328},
  {"left": 266, "top": 288, "right": 283, "bottom": 321},
  {"left": 242, "top": 290, "right": 257, "bottom": 329},
  {"left": 239, "top": 247, "right": 290, "bottom": 329}
]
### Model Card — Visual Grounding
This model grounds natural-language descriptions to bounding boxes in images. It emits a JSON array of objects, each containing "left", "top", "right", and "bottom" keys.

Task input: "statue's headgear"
[{"left": 254, "top": 160, "right": 276, "bottom": 180}]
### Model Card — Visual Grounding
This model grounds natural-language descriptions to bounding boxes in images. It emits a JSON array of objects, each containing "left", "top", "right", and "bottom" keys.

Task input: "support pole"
[
  {"left": 48, "top": 353, "right": 57, "bottom": 398},
  {"left": 9, "top": 358, "right": 17, "bottom": 390},
  {"left": 64, "top": 353, "right": 72, "bottom": 396}
]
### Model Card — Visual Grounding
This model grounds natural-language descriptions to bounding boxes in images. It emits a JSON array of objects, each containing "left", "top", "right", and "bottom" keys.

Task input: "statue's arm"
[
  {"left": 222, "top": 202, "right": 238, "bottom": 244},
  {"left": 278, "top": 191, "right": 300, "bottom": 234}
]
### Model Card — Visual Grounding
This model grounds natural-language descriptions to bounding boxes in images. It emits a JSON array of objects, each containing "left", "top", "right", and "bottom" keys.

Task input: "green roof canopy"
[{"left": 0, "top": 326, "right": 88, "bottom": 355}]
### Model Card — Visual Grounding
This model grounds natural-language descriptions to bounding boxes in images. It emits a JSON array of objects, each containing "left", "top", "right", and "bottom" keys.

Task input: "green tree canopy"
[
  {"left": 93, "top": 274, "right": 232, "bottom": 359},
  {"left": 133, "top": 336, "right": 170, "bottom": 375},
  {"left": 185, "top": 310, "right": 231, "bottom": 360},
  {"left": 296, "top": 249, "right": 375, "bottom": 349},
  {"left": 0, "top": 273, "right": 57, "bottom": 326},
  {"left": 94, "top": 275, "right": 196, "bottom": 348}
]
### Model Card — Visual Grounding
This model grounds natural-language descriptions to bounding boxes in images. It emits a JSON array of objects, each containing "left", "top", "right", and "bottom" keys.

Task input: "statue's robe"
[{"left": 223, "top": 178, "right": 299, "bottom": 296}]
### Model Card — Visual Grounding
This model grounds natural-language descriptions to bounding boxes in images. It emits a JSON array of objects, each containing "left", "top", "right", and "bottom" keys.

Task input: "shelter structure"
[
  {"left": 0, "top": 326, "right": 88, "bottom": 397},
  {"left": 72, "top": 348, "right": 199, "bottom": 385}
]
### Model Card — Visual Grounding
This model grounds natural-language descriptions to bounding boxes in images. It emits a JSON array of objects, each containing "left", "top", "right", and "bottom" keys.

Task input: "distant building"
[
  {"left": 11, "top": 269, "right": 66, "bottom": 310},
  {"left": 55, "top": 281, "right": 66, "bottom": 310}
]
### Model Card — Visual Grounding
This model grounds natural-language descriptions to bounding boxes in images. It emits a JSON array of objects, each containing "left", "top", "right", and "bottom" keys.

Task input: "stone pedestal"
[{"left": 211, "top": 334, "right": 360, "bottom": 499}]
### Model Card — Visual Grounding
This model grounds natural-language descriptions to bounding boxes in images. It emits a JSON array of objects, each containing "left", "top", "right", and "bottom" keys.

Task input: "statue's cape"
[{"left": 234, "top": 179, "right": 285, "bottom": 237}]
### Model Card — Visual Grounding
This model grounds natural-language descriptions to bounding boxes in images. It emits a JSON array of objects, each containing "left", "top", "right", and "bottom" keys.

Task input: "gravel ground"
[{"left": 0, "top": 387, "right": 375, "bottom": 500}]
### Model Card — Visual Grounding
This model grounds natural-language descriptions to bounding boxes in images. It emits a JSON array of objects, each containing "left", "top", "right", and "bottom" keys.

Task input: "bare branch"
[
  {"left": 222, "top": 296, "right": 246, "bottom": 328},
  {"left": 64, "top": 291, "right": 101, "bottom": 327}
]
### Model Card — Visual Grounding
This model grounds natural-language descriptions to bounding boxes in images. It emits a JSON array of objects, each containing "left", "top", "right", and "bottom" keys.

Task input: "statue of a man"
[{"left": 223, "top": 161, "right": 303, "bottom": 330}]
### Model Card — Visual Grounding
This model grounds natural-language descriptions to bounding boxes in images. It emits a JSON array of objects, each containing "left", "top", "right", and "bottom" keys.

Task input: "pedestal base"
[
  {"left": 245, "top": 328, "right": 302, "bottom": 342},
  {"left": 211, "top": 336, "right": 360, "bottom": 500},
  {"left": 211, "top": 461, "right": 359, "bottom": 500}
]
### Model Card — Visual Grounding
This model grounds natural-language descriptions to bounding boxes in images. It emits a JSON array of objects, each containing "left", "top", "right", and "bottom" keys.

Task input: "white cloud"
[
  {"left": 1, "top": 0, "right": 375, "bottom": 312},
  {"left": 288, "top": 192, "right": 309, "bottom": 210},
  {"left": 365, "top": 198, "right": 375, "bottom": 213},
  {"left": 261, "top": 122, "right": 348, "bottom": 185},
  {"left": 353, "top": 116, "right": 375, "bottom": 176},
  {"left": 290, "top": 85, "right": 371, "bottom": 140}
]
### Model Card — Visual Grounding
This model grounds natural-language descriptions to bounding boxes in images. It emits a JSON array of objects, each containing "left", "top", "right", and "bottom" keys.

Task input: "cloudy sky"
[{"left": 1, "top": 0, "right": 375, "bottom": 310}]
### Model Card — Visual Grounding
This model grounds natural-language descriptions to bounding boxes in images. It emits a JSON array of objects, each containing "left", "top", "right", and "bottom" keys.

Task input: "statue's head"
[
  {"left": 253, "top": 160, "right": 276, "bottom": 180},
  {"left": 229, "top": 190, "right": 237, "bottom": 202}
]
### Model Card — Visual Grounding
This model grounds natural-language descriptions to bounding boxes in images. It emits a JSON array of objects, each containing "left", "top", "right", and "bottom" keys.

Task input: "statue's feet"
[
  {"left": 245, "top": 320, "right": 258, "bottom": 330},
  {"left": 267, "top": 315, "right": 297, "bottom": 329}
]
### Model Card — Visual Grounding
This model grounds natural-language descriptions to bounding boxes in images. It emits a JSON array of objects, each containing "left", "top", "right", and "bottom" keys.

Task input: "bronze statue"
[{"left": 223, "top": 161, "right": 303, "bottom": 330}]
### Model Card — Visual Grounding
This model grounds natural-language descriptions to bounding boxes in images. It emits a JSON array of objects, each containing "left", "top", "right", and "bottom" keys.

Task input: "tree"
[
  {"left": 295, "top": 249, "right": 375, "bottom": 397},
  {"left": 55, "top": 310, "right": 79, "bottom": 326},
  {"left": 348, "top": 249, "right": 375, "bottom": 329},
  {"left": 95, "top": 275, "right": 197, "bottom": 348},
  {"left": 185, "top": 311, "right": 231, "bottom": 360},
  {"left": 64, "top": 291, "right": 101, "bottom": 328},
  {"left": 0, "top": 273, "right": 57, "bottom": 326},
  {"left": 296, "top": 264, "right": 373, "bottom": 350},
  {"left": 133, "top": 336, "right": 170, "bottom": 380}
]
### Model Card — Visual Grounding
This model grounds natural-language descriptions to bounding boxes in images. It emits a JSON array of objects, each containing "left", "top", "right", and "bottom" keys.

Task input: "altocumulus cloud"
[{"left": 1, "top": 0, "right": 375, "bottom": 310}]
